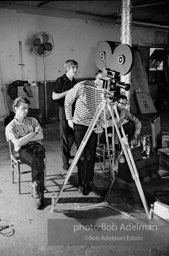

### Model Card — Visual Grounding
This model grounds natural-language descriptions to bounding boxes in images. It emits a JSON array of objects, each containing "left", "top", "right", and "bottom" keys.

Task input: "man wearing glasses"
[
  {"left": 100, "top": 94, "right": 141, "bottom": 148},
  {"left": 115, "top": 94, "right": 142, "bottom": 146}
]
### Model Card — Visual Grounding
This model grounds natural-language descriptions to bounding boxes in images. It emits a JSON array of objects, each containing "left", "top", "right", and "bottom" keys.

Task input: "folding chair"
[
  {"left": 96, "top": 130, "right": 114, "bottom": 173},
  {"left": 8, "top": 140, "right": 47, "bottom": 194}
]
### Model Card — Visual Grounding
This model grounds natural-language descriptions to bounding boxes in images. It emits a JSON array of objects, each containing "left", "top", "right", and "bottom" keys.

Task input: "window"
[{"left": 149, "top": 48, "right": 164, "bottom": 71}]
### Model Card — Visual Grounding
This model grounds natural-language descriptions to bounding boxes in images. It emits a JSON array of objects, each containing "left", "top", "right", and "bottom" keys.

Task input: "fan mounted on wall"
[{"left": 31, "top": 32, "right": 54, "bottom": 57}]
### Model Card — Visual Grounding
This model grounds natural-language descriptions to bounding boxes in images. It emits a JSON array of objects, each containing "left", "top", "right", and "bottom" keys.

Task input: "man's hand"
[
  {"left": 68, "top": 120, "right": 74, "bottom": 130},
  {"left": 35, "top": 126, "right": 41, "bottom": 134},
  {"left": 113, "top": 101, "right": 118, "bottom": 107},
  {"left": 130, "top": 136, "right": 138, "bottom": 146},
  {"left": 31, "top": 131, "right": 37, "bottom": 137}
]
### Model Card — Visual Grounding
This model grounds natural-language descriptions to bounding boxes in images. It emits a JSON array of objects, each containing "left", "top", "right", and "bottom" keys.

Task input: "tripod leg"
[
  {"left": 102, "top": 109, "right": 116, "bottom": 179},
  {"left": 109, "top": 118, "right": 116, "bottom": 179},
  {"left": 52, "top": 101, "right": 106, "bottom": 209},
  {"left": 103, "top": 108, "right": 111, "bottom": 173},
  {"left": 107, "top": 104, "right": 150, "bottom": 219}
]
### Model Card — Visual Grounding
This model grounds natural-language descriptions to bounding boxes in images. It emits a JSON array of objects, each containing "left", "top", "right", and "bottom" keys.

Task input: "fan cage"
[{"left": 32, "top": 32, "right": 54, "bottom": 57}]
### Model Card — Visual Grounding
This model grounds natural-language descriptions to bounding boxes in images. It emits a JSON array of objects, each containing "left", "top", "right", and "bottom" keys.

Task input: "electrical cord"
[{"left": 0, "top": 219, "right": 15, "bottom": 237}]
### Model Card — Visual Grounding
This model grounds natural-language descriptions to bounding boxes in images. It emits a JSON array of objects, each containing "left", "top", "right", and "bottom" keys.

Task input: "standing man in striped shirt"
[
  {"left": 65, "top": 72, "right": 106, "bottom": 195},
  {"left": 5, "top": 96, "right": 46, "bottom": 209}
]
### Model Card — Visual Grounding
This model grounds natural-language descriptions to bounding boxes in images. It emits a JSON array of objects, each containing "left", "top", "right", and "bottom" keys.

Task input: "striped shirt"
[
  {"left": 5, "top": 116, "right": 42, "bottom": 151},
  {"left": 65, "top": 80, "right": 108, "bottom": 133}
]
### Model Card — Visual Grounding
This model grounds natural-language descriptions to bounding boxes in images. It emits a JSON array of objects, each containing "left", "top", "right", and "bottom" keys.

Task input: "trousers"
[
  {"left": 99, "top": 121, "right": 135, "bottom": 144},
  {"left": 74, "top": 123, "right": 97, "bottom": 185},
  {"left": 19, "top": 141, "right": 46, "bottom": 191},
  {"left": 122, "top": 121, "right": 135, "bottom": 142},
  {"left": 59, "top": 106, "right": 74, "bottom": 165}
]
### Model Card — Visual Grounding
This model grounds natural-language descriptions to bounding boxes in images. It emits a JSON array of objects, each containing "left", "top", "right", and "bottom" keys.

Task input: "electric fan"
[
  {"left": 32, "top": 32, "right": 54, "bottom": 57},
  {"left": 31, "top": 32, "right": 54, "bottom": 121}
]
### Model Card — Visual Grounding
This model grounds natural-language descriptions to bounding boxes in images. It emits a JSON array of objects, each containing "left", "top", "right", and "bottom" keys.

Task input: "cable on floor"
[{"left": 0, "top": 218, "right": 15, "bottom": 237}]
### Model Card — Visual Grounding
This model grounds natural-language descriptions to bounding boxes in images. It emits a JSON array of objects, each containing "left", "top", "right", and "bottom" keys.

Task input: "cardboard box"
[
  {"left": 118, "top": 154, "right": 159, "bottom": 183},
  {"left": 135, "top": 92, "right": 157, "bottom": 114},
  {"left": 154, "top": 201, "right": 169, "bottom": 222},
  {"left": 162, "top": 132, "right": 169, "bottom": 148},
  {"left": 151, "top": 116, "right": 161, "bottom": 152},
  {"left": 131, "top": 146, "right": 142, "bottom": 161},
  {"left": 158, "top": 148, "right": 169, "bottom": 170}
]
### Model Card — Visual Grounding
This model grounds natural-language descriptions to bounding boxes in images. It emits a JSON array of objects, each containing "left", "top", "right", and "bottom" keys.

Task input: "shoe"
[
  {"left": 34, "top": 196, "right": 43, "bottom": 209},
  {"left": 118, "top": 152, "right": 126, "bottom": 163},
  {"left": 87, "top": 181, "right": 98, "bottom": 193},
  {"left": 31, "top": 181, "right": 44, "bottom": 209},
  {"left": 77, "top": 185, "right": 83, "bottom": 194},
  {"left": 77, "top": 183, "right": 90, "bottom": 196},
  {"left": 31, "top": 181, "right": 40, "bottom": 199},
  {"left": 62, "top": 163, "right": 70, "bottom": 171}
]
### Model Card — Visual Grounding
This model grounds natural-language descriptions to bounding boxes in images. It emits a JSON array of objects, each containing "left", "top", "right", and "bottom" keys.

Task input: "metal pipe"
[
  {"left": 132, "top": 1, "right": 168, "bottom": 8},
  {"left": 132, "top": 20, "right": 169, "bottom": 29},
  {"left": 120, "top": 0, "right": 132, "bottom": 108}
]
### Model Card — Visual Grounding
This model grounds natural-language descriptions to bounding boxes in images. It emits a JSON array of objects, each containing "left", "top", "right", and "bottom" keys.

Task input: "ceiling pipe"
[
  {"left": 38, "top": 1, "right": 51, "bottom": 7},
  {"left": 132, "top": 1, "right": 168, "bottom": 8},
  {"left": 132, "top": 20, "right": 169, "bottom": 30}
]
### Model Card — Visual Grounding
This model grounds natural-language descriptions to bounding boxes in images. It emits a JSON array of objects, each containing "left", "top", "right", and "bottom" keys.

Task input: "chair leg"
[
  {"left": 44, "top": 157, "right": 47, "bottom": 187},
  {"left": 103, "top": 144, "right": 106, "bottom": 173},
  {"left": 18, "top": 162, "right": 21, "bottom": 194},
  {"left": 11, "top": 160, "right": 14, "bottom": 184}
]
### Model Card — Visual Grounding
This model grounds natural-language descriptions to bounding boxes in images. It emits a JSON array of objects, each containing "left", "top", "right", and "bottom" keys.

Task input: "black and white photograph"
[{"left": 0, "top": 1, "right": 169, "bottom": 255}]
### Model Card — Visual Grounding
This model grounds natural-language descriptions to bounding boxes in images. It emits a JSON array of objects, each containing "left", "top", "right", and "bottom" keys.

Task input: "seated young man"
[
  {"left": 115, "top": 94, "right": 142, "bottom": 146},
  {"left": 99, "top": 94, "right": 142, "bottom": 162},
  {"left": 5, "top": 96, "right": 46, "bottom": 209}
]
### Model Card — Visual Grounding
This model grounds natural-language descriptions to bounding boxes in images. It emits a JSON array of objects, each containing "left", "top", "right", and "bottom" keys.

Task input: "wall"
[{"left": 0, "top": 9, "right": 168, "bottom": 119}]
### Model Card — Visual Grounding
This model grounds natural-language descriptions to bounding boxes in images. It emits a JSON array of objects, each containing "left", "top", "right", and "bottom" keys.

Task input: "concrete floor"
[{"left": 0, "top": 110, "right": 169, "bottom": 256}]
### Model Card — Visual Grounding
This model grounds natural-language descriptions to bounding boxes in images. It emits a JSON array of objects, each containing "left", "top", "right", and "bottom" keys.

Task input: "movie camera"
[{"left": 95, "top": 42, "right": 133, "bottom": 93}]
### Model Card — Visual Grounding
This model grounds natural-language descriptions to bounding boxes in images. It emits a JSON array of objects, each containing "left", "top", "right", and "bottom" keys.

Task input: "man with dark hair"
[
  {"left": 5, "top": 96, "right": 46, "bottom": 209},
  {"left": 52, "top": 59, "right": 78, "bottom": 171},
  {"left": 115, "top": 94, "right": 142, "bottom": 145},
  {"left": 99, "top": 94, "right": 142, "bottom": 163}
]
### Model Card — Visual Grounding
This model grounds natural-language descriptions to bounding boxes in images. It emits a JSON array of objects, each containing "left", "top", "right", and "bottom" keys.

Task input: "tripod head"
[{"left": 95, "top": 42, "right": 133, "bottom": 93}]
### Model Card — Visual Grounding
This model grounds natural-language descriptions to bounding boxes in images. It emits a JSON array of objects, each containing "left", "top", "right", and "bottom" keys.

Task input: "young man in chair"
[
  {"left": 115, "top": 94, "right": 142, "bottom": 145},
  {"left": 99, "top": 94, "right": 142, "bottom": 163},
  {"left": 5, "top": 96, "right": 46, "bottom": 209}
]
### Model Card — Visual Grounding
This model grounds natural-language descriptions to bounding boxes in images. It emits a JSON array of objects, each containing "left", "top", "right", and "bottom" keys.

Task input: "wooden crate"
[
  {"left": 118, "top": 154, "right": 159, "bottom": 183},
  {"left": 162, "top": 132, "right": 169, "bottom": 148},
  {"left": 158, "top": 148, "right": 169, "bottom": 170},
  {"left": 154, "top": 201, "right": 169, "bottom": 222}
]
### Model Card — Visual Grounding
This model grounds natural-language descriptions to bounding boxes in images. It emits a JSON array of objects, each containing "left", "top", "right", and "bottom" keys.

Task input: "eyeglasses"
[{"left": 118, "top": 101, "right": 128, "bottom": 106}]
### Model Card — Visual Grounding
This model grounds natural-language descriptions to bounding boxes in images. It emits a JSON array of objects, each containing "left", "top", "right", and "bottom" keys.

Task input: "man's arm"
[
  {"left": 125, "top": 110, "right": 142, "bottom": 137},
  {"left": 52, "top": 77, "right": 70, "bottom": 100},
  {"left": 6, "top": 118, "right": 44, "bottom": 149},
  {"left": 11, "top": 131, "right": 37, "bottom": 149},
  {"left": 30, "top": 129, "right": 43, "bottom": 142},
  {"left": 52, "top": 90, "right": 69, "bottom": 100},
  {"left": 65, "top": 82, "right": 81, "bottom": 129},
  {"left": 30, "top": 119, "right": 44, "bottom": 142}
]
